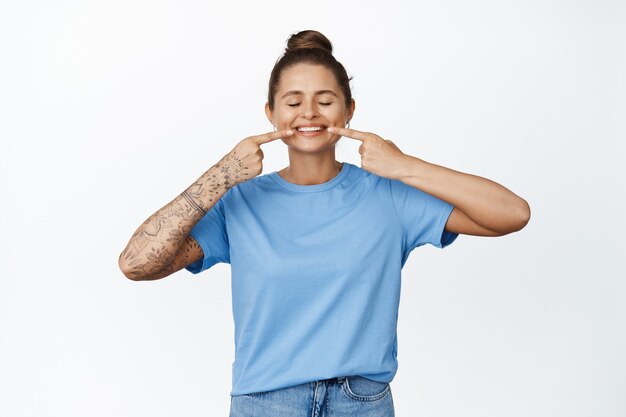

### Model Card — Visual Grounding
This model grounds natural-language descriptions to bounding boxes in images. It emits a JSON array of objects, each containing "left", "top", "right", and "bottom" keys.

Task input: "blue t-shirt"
[{"left": 185, "top": 162, "right": 458, "bottom": 396}]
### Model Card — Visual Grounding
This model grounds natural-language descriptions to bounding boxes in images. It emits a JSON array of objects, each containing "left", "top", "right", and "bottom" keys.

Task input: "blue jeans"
[{"left": 229, "top": 375, "right": 394, "bottom": 417}]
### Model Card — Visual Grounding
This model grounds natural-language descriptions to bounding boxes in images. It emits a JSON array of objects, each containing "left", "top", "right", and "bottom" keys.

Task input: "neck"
[{"left": 278, "top": 149, "right": 342, "bottom": 185}]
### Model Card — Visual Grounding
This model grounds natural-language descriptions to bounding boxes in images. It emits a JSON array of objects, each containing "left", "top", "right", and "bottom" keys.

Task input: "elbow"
[
  {"left": 119, "top": 264, "right": 138, "bottom": 281},
  {"left": 121, "top": 269, "right": 142, "bottom": 281},
  {"left": 490, "top": 198, "right": 531, "bottom": 236},
  {"left": 506, "top": 198, "right": 531, "bottom": 234},
  {"left": 118, "top": 254, "right": 169, "bottom": 281},
  {"left": 118, "top": 253, "right": 144, "bottom": 281},
  {"left": 516, "top": 198, "right": 531, "bottom": 230}
]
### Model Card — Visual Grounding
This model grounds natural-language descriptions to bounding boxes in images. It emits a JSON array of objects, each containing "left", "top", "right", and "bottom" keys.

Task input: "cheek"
[
  {"left": 275, "top": 113, "right": 296, "bottom": 128},
  {"left": 324, "top": 108, "right": 348, "bottom": 123}
]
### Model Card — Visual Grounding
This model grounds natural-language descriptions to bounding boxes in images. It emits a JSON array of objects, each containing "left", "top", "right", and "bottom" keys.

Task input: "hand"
[
  {"left": 327, "top": 126, "right": 410, "bottom": 180},
  {"left": 215, "top": 129, "right": 294, "bottom": 187}
]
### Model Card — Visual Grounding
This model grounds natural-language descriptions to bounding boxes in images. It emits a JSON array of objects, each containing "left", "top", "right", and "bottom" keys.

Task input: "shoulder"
[{"left": 344, "top": 163, "right": 388, "bottom": 187}]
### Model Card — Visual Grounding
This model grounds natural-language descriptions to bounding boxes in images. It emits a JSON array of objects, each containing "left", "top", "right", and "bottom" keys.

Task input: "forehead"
[{"left": 277, "top": 63, "right": 341, "bottom": 95}]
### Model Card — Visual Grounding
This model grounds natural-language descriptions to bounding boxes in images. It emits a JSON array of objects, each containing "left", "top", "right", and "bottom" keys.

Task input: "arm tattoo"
[
  {"left": 181, "top": 190, "right": 207, "bottom": 216},
  {"left": 120, "top": 155, "right": 247, "bottom": 280}
]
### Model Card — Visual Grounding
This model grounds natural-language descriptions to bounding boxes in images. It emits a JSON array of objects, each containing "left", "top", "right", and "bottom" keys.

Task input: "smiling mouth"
[{"left": 296, "top": 126, "right": 326, "bottom": 132}]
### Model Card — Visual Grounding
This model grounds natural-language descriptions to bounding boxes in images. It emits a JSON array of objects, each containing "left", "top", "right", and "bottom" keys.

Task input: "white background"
[{"left": 1, "top": 0, "right": 624, "bottom": 416}]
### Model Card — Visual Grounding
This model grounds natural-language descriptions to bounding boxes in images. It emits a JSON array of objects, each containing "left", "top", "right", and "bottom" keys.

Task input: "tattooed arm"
[
  {"left": 118, "top": 156, "right": 237, "bottom": 280},
  {"left": 118, "top": 129, "right": 294, "bottom": 281}
]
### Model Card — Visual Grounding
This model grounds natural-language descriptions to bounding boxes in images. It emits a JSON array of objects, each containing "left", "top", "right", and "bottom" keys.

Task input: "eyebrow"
[{"left": 281, "top": 90, "right": 338, "bottom": 99}]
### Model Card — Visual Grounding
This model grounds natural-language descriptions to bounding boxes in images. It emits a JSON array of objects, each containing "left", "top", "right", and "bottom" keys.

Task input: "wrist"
[
  {"left": 395, "top": 154, "right": 427, "bottom": 183},
  {"left": 210, "top": 154, "right": 249, "bottom": 190}
]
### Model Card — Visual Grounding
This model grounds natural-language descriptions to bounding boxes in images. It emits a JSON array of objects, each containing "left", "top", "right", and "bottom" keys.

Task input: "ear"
[
  {"left": 264, "top": 102, "right": 274, "bottom": 125},
  {"left": 346, "top": 98, "right": 356, "bottom": 124}
]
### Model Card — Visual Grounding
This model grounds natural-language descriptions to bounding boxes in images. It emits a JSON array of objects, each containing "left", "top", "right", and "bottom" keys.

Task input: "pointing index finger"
[
  {"left": 327, "top": 126, "right": 368, "bottom": 141},
  {"left": 254, "top": 129, "right": 294, "bottom": 145}
]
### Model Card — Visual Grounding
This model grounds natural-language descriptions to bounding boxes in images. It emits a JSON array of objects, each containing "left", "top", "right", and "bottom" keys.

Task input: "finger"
[
  {"left": 253, "top": 129, "right": 294, "bottom": 145},
  {"left": 326, "top": 126, "right": 372, "bottom": 141}
]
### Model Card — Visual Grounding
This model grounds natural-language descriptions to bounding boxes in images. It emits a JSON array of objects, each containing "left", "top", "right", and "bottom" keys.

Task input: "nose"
[{"left": 301, "top": 101, "right": 319, "bottom": 119}]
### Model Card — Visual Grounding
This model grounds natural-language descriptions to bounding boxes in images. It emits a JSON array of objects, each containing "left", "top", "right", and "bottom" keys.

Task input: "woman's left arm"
[
  {"left": 396, "top": 156, "right": 531, "bottom": 236},
  {"left": 328, "top": 127, "right": 531, "bottom": 237}
]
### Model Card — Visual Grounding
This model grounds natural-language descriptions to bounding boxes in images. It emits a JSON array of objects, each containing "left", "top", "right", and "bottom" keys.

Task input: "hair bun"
[{"left": 285, "top": 30, "right": 333, "bottom": 54}]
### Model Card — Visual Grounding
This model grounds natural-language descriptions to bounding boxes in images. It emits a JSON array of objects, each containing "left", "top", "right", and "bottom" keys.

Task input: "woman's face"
[{"left": 266, "top": 63, "right": 355, "bottom": 153}]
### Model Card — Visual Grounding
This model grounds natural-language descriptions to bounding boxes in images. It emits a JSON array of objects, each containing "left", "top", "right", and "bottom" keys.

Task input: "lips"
[{"left": 293, "top": 124, "right": 327, "bottom": 132}]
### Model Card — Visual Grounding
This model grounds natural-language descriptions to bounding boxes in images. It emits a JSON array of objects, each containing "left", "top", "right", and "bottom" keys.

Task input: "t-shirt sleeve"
[
  {"left": 389, "top": 178, "right": 459, "bottom": 253},
  {"left": 185, "top": 197, "right": 230, "bottom": 274}
]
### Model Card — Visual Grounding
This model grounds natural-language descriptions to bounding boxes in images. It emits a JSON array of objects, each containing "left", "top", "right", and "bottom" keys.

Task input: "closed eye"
[{"left": 287, "top": 102, "right": 333, "bottom": 107}]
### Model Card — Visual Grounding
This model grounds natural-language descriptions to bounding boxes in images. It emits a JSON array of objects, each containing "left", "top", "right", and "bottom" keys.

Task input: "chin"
[{"left": 283, "top": 138, "right": 338, "bottom": 154}]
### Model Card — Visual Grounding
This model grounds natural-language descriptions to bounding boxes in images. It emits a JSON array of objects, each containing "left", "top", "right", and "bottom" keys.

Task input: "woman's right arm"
[
  {"left": 118, "top": 129, "right": 293, "bottom": 281},
  {"left": 118, "top": 155, "right": 234, "bottom": 281}
]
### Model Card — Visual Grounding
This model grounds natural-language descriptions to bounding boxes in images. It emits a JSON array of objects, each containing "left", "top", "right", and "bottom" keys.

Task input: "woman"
[{"left": 119, "top": 30, "right": 530, "bottom": 417}]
